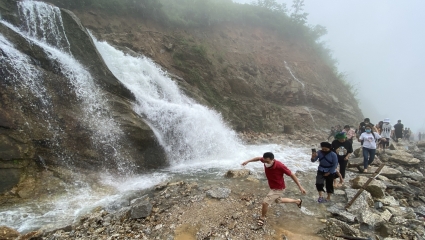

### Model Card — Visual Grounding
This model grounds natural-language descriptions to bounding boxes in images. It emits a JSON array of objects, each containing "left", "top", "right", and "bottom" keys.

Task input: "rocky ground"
[{"left": 2, "top": 133, "right": 425, "bottom": 240}]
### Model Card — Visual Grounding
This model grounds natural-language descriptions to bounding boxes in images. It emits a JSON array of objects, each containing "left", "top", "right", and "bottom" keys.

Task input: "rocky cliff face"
[
  {"left": 0, "top": 0, "right": 166, "bottom": 200},
  {"left": 73, "top": 10, "right": 363, "bottom": 132}
]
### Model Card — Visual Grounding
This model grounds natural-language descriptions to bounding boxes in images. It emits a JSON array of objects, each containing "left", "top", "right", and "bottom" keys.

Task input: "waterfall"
[
  {"left": 92, "top": 37, "right": 243, "bottom": 164},
  {"left": 17, "top": 0, "right": 70, "bottom": 52},
  {"left": 0, "top": 1, "right": 132, "bottom": 173},
  {"left": 284, "top": 61, "right": 305, "bottom": 89}
]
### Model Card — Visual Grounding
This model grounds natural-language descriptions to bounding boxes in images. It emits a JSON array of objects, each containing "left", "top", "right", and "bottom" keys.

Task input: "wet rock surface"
[{"left": 2, "top": 138, "right": 424, "bottom": 240}]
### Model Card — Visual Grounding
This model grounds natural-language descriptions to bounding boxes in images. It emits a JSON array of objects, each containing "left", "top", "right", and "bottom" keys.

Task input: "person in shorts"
[{"left": 242, "top": 152, "right": 306, "bottom": 226}]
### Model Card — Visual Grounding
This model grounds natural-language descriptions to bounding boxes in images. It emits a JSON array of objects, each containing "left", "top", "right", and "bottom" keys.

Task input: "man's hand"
[
  {"left": 344, "top": 155, "right": 349, "bottom": 161},
  {"left": 324, "top": 172, "right": 330, "bottom": 176},
  {"left": 241, "top": 161, "right": 249, "bottom": 166},
  {"left": 311, "top": 152, "right": 318, "bottom": 158},
  {"left": 299, "top": 186, "right": 307, "bottom": 194}
]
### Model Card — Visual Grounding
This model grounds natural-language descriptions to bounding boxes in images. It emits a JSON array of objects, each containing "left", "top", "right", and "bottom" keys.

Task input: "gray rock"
[
  {"left": 402, "top": 170, "right": 424, "bottom": 181},
  {"left": 351, "top": 175, "right": 386, "bottom": 198},
  {"left": 368, "top": 166, "right": 402, "bottom": 179},
  {"left": 130, "top": 197, "right": 152, "bottom": 219},
  {"left": 345, "top": 189, "right": 374, "bottom": 215},
  {"left": 327, "top": 206, "right": 357, "bottom": 223},
  {"left": 358, "top": 209, "right": 385, "bottom": 226},
  {"left": 377, "top": 196, "right": 399, "bottom": 206},
  {"left": 206, "top": 187, "right": 231, "bottom": 199},
  {"left": 317, "top": 218, "right": 363, "bottom": 239}
]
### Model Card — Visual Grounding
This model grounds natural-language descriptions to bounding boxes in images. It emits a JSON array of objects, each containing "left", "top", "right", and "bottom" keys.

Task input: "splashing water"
[{"left": 93, "top": 37, "right": 244, "bottom": 164}]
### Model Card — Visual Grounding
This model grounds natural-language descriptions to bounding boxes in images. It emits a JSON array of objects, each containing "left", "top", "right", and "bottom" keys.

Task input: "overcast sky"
[{"left": 233, "top": 0, "right": 425, "bottom": 133}]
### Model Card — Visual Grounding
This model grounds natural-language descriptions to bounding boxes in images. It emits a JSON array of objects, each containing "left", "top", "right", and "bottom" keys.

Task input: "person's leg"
[
  {"left": 362, "top": 147, "right": 369, "bottom": 170},
  {"left": 324, "top": 173, "right": 334, "bottom": 201},
  {"left": 368, "top": 148, "right": 376, "bottom": 166},
  {"left": 276, "top": 197, "right": 302, "bottom": 208},
  {"left": 339, "top": 158, "right": 348, "bottom": 179},
  {"left": 315, "top": 171, "right": 325, "bottom": 202},
  {"left": 260, "top": 190, "right": 281, "bottom": 224}
]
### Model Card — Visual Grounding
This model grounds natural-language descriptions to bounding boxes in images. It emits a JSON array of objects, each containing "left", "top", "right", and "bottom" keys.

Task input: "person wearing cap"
[
  {"left": 242, "top": 152, "right": 306, "bottom": 226},
  {"left": 311, "top": 142, "right": 338, "bottom": 203},
  {"left": 394, "top": 120, "right": 404, "bottom": 142},
  {"left": 331, "top": 132, "right": 353, "bottom": 180},
  {"left": 358, "top": 124, "right": 386, "bottom": 172},
  {"left": 380, "top": 118, "right": 393, "bottom": 152},
  {"left": 342, "top": 125, "right": 355, "bottom": 144}
]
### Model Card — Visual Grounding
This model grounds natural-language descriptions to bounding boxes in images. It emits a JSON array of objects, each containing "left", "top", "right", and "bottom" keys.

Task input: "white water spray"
[{"left": 93, "top": 37, "right": 243, "bottom": 164}]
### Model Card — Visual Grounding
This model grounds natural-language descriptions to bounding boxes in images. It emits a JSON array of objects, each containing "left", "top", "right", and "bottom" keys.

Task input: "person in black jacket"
[{"left": 331, "top": 132, "right": 353, "bottom": 180}]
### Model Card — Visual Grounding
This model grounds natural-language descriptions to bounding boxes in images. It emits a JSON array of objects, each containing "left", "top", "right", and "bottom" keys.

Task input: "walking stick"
[{"left": 345, "top": 164, "right": 385, "bottom": 210}]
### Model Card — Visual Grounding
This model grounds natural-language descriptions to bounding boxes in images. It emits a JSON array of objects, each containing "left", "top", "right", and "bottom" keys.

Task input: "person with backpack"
[
  {"left": 358, "top": 124, "right": 386, "bottom": 173},
  {"left": 380, "top": 118, "right": 393, "bottom": 152},
  {"left": 311, "top": 142, "right": 338, "bottom": 203}
]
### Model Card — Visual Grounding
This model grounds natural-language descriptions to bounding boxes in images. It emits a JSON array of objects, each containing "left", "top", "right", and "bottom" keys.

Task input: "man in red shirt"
[{"left": 242, "top": 152, "right": 306, "bottom": 226}]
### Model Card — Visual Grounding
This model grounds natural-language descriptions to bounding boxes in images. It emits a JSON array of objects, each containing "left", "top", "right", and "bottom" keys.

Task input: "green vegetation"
[{"left": 46, "top": 0, "right": 354, "bottom": 100}]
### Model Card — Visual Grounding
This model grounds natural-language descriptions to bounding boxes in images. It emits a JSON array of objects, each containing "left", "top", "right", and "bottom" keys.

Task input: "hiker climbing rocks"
[
  {"left": 327, "top": 126, "right": 336, "bottom": 141},
  {"left": 242, "top": 152, "right": 306, "bottom": 226},
  {"left": 342, "top": 125, "right": 355, "bottom": 144},
  {"left": 311, "top": 142, "right": 338, "bottom": 203},
  {"left": 331, "top": 132, "right": 353, "bottom": 180},
  {"left": 358, "top": 124, "right": 385, "bottom": 173}
]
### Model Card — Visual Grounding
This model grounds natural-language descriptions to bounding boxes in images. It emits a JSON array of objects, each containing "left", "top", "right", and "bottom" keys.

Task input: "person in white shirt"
[
  {"left": 380, "top": 118, "right": 393, "bottom": 152},
  {"left": 358, "top": 124, "right": 386, "bottom": 172}
]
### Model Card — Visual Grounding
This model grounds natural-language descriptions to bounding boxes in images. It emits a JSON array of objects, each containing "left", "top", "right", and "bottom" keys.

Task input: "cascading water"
[
  {"left": 17, "top": 0, "right": 70, "bottom": 52},
  {"left": 92, "top": 37, "right": 243, "bottom": 164},
  {"left": 0, "top": 0, "right": 316, "bottom": 233},
  {"left": 284, "top": 60, "right": 305, "bottom": 90}
]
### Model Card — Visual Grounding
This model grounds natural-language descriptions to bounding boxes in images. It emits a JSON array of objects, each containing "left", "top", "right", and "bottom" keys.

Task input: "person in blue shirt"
[{"left": 311, "top": 142, "right": 338, "bottom": 203}]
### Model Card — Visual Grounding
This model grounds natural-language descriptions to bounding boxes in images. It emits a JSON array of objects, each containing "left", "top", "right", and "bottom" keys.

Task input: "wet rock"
[
  {"left": 377, "top": 196, "right": 399, "bottom": 206},
  {"left": 0, "top": 226, "right": 20, "bottom": 240},
  {"left": 401, "top": 169, "right": 424, "bottom": 181},
  {"left": 206, "top": 187, "right": 231, "bottom": 199},
  {"left": 351, "top": 175, "right": 386, "bottom": 198},
  {"left": 345, "top": 189, "right": 374, "bottom": 215},
  {"left": 130, "top": 197, "right": 152, "bottom": 219},
  {"left": 317, "top": 218, "right": 363, "bottom": 239},
  {"left": 225, "top": 169, "right": 250, "bottom": 178},
  {"left": 358, "top": 209, "right": 385, "bottom": 227},
  {"left": 327, "top": 206, "right": 357, "bottom": 223}
]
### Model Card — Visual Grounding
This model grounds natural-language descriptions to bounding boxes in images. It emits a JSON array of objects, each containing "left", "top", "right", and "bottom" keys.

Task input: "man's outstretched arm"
[
  {"left": 290, "top": 173, "right": 307, "bottom": 194},
  {"left": 241, "top": 157, "right": 261, "bottom": 166}
]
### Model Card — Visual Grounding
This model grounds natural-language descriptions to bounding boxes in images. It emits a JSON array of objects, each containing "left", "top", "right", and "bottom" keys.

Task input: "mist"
[{"left": 234, "top": 0, "right": 425, "bottom": 135}]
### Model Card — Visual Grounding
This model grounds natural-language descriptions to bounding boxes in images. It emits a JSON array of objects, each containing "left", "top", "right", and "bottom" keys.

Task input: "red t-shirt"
[{"left": 260, "top": 158, "right": 292, "bottom": 190}]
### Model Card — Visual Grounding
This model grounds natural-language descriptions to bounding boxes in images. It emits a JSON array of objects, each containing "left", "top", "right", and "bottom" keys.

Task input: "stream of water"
[{"left": 0, "top": 0, "right": 323, "bottom": 234}]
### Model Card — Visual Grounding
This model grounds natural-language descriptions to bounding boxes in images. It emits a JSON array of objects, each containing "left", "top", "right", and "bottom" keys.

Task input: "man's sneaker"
[{"left": 317, "top": 197, "right": 324, "bottom": 203}]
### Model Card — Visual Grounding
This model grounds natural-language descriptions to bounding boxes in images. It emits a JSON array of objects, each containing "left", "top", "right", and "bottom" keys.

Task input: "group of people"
[{"left": 242, "top": 117, "right": 410, "bottom": 227}]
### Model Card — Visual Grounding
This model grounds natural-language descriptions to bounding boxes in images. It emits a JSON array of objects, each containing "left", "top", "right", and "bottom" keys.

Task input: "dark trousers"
[
  {"left": 363, "top": 147, "right": 376, "bottom": 169},
  {"left": 315, "top": 170, "right": 334, "bottom": 194},
  {"left": 338, "top": 157, "right": 348, "bottom": 179}
]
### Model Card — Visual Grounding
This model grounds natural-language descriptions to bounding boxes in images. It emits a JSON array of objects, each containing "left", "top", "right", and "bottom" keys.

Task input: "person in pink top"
[
  {"left": 342, "top": 125, "right": 356, "bottom": 144},
  {"left": 242, "top": 152, "right": 306, "bottom": 227}
]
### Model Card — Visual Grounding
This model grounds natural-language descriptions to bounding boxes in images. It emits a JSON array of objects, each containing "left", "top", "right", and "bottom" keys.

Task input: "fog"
[{"left": 233, "top": 0, "right": 425, "bottom": 135}]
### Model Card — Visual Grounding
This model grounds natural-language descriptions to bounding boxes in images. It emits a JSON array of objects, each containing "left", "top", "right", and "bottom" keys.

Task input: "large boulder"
[
  {"left": 351, "top": 175, "right": 386, "bottom": 198},
  {"left": 225, "top": 169, "right": 250, "bottom": 178},
  {"left": 386, "top": 150, "right": 419, "bottom": 166},
  {"left": 367, "top": 166, "right": 402, "bottom": 179},
  {"left": 345, "top": 189, "right": 374, "bottom": 215}
]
